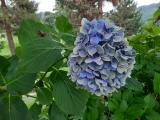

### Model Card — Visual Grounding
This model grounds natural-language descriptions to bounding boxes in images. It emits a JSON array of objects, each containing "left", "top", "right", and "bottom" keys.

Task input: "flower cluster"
[{"left": 68, "top": 18, "right": 136, "bottom": 96}]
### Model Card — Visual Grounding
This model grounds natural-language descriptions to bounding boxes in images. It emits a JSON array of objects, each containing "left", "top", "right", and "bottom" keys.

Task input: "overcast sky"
[{"left": 34, "top": 0, "right": 160, "bottom": 12}]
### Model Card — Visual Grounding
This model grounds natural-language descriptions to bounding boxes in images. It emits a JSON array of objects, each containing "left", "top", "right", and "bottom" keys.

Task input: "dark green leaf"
[
  {"left": 50, "top": 71, "right": 89, "bottom": 115},
  {"left": 19, "top": 38, "right": 63, "bottom": 73},
  {"left": 126, "top": 78, "right": 143, "bottom": 91},
  {"left": 37, "top": 87, "right": 52, "bottom": 105},
  {"left": 0, "top": 56, "right": 9, "bottom": 76},
  {"left": 83, "top": 96, "right": 100, "bottom": 120},
  {"left": 49, "top": 102, "right": 67, "bottom": 120},
  {"left": 6, "top": 57, "right": 36, "bottom": 95},
  {"left": 0, "top": 95, "right": 29, "bottom": 120},
  {"left": 6, "top": 73, "right": 36, "bottom": 95},
  {"left": 29, "top": 103, "right": 42, "bottom": 120}
]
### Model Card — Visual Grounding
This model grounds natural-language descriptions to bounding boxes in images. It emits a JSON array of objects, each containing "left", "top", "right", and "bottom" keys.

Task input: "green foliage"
[
  {"left": 153, "top": 73, "right": 160, "bottom": 94},
  {"left": 29, "top": 103, "right": 42, "bottom": 120},
  {"left": 55, "top": 16, "right": 73, "bottom": 33},
  {"left": 0, "top": 95, "right": 29, "bottom": 120},
  {"left": 49, "top": 102, "right": 67, "bottom": 120},
  {"left": 36, "top": 87, "right": 52, "bottom": 105},
  {"left": 1, "top": 8, "right": 160, "bottom": 120},
  {"left": 51, "top": 70, "right": 89, "bottom": 115}
]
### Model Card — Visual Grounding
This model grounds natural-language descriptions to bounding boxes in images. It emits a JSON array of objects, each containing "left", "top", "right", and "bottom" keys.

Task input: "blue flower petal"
[{"left": 68, "top": 18, "right": 135, "bottom": 96}]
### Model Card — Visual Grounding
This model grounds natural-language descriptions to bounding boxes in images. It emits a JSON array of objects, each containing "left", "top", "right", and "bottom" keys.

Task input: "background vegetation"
[{"left": 0, "top": 0, "right": 160, "bottom": 120}]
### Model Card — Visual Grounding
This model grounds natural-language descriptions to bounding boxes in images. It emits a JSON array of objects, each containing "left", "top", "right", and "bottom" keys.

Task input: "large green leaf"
[
  {"left": 153, "top": 72, "right": 160, "bottom": 94},
  {"left": 7, "top": 73, "right": 36, "bottom": 95},
  {"left": 37, "top": 87, "right": 52, "bottom": 105},
  {"left": 55, "top": 16, "right": 73, "bottom": 33},
  {"left": 49, "top": 102, "right": 67, "bottom": 120},
  {"left": 50, "top": 71, "right": 89, "bottom": 115},
  {"left": 0, "top": 95, "right": 29, "bottom": 120},
  {"left": 18, "top": 20, "right": 52, "bottom": 45},
  {"left": 6, "top": 57, "right": 36, "bottom": 95},
  {"left": 19, "top": 36, "right": 63, "bottom": 73}
]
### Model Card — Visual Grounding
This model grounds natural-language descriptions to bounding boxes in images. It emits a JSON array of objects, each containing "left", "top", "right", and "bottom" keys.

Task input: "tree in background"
[
  {"left": 107, "top": 0, "right": 142, "bottom": 36},
  {"left": 55, "top": 0, "right": 120, "bottom": 31},
  {"left": 0, "top": 0, "right": 38, "bottom": 55}
]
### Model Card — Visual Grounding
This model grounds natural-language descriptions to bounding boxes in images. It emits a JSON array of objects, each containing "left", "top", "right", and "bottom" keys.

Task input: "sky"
[{"left": 34, "top": 0, "right": 160, "bottom": 13}]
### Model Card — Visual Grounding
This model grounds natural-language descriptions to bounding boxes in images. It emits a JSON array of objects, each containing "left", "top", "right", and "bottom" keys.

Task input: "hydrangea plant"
[{"left": 68, "top": 18, "right": 136, "bottom": 96}]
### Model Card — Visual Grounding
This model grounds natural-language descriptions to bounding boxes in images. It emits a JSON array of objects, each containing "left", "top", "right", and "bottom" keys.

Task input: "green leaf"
[
  {"left": 29, "top": 103, "right": 42, "bottom": 120},
  {"left": 83, "top": 96, "right": 100, "bottom": 120},
  {"left": 108, "top": 92, "right": 121, "bottom": 111},
  {"left": 0, "top": 95, "right": 29, "bottom": 120},
  {"left": 60, "top": 33, "right": 75, "bottom": 48},
  {"left": 55, "top": 16, "right": 73, "bottom": 33},
  {"left": 108, "top": 99, "right": 120, "bottom": 111},
  {"left": 0, "top": 56, "right": 9, "bottom": 76},
  {"left": 19, "top": 37, "right": 63, "bottom": 73},
  {"left": 126, "top": 78, "right": 143, "bottom": 91},
  {"left": 144, "top": 94, "right": 156, "bottom": 109},
  {"left": 126, "top": 104, "right": 144, "bottom": 120},
  {"left": 37, "top": 87, "right": 52, "bottom": 105},
  {"left": 153, "top": 72, "right": 160, "bottom": 94},
  {"left": 6, "top": 57, "right": 36, "bottom": 95},
  {"left": 83, "top": 107, "right": 98, "bottom": 120},
  {"left": 122, "top": 90, "right": 133, "bottom": 102},
  {"left": 50, "top": 71, "right": 89, "bottom": 115},
  {"left": 49, "top": 102, "right": 67, "bottom": 120},
  {"left": 18, "top": 20, "right": 52, "bottom": 45},
  {"left": 7, "top": 73, "right": 36, "bottom": 95},
  {"left": 119, "top": 100, "right": 128, "bottom": 112},
  {"left": 111, "top": 110, "right": 124, "bottom": 120},
  {"left": 145, "top": 110, "right": 160, "bottom": 120}
]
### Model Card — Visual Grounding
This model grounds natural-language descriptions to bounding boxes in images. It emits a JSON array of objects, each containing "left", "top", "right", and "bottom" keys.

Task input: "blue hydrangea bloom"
[{"left": 68, "top": 18, "right": 136, "bottom": 96}]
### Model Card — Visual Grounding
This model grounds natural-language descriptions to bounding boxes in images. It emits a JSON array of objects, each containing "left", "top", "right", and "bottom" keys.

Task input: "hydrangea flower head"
[{"left": 68, "top": 18, "right": 136, "bottom": 96}]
